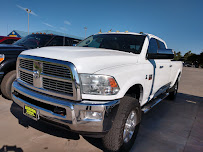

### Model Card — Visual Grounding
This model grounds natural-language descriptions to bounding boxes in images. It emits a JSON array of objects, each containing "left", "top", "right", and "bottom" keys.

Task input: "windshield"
[
  {"left": 14, "top": 34, "right": 53, "bottom": 48},
  {"left": 77, "top": 34, "right": 146, "bottom": 54}
]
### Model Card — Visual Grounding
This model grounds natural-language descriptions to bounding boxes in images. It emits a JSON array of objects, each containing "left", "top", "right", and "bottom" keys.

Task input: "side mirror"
[{"left": 147, "top": 49, "right": 174, "bottom": 59}]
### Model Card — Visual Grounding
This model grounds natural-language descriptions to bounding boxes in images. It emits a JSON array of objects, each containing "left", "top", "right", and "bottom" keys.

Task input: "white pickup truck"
[{"left": 12, "top": 32, "right": 182, "bottom": 152}]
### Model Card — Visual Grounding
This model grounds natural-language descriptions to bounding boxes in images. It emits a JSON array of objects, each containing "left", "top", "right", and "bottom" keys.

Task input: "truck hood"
[
  {"left": 0, "top": 44, "right": 26, "bottom": 55},
  {"left": 0, "top": 44, "right": 25, "bottom": 49},
  {"left": 21, "top": 46, "right": 139, "bottom": 73}
]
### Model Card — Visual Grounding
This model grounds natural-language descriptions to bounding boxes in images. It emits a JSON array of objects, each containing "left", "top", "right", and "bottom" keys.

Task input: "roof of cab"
[
  {"left": 95, "top": 32, "right": 164, "bottom": 41},
  {"left": 94, "top": 31, "right": 167, "bottom": 48}
]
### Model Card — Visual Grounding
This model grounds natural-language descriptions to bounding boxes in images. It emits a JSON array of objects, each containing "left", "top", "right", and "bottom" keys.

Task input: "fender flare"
[
  {"left": 0, "top": 58, "right": 17, "bottom": 74},
  {"left": 171, "top": 69, "right": 181, "bottom": 87},
  {"left": 118, "top": 80, "right": 145, "bottom": 104}
]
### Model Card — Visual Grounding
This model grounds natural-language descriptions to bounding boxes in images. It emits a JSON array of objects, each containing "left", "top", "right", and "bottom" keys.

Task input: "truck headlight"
[
  {"left": 0, "top": 54, "right": 5, "bottom": 63},
  {"left": 80, "top": 74, "right": 120, "bottom": 95}
]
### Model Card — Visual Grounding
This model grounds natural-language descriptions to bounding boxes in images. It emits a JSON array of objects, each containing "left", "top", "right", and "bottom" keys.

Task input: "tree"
[
  {"left": 174, "top": 51, "right": 182, "bottom": 61},
  {"left": 182, "top": 51, "right": 203, "bottom": 68},
  {"left": 199, "top": 51, "right": 203, "bottom": 67},
  {"left": 188, "top": 54, "right": 197, "bottom": 62},
  {"left": 183, "top": 51, "right": 195, "bottom": 63}
]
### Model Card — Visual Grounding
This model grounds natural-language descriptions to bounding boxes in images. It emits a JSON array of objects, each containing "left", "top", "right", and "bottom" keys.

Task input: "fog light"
[{"left": 80, "top": 111, "right": 103, "bottom": 120}]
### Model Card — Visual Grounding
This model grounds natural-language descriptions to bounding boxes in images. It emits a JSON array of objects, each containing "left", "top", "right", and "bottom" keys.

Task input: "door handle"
[{"left": 160, "top": 66, "right": 164, "bottom": 68}]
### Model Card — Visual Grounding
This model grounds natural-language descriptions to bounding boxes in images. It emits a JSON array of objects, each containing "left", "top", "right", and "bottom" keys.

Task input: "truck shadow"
[
  {"left": 131, "top": 92, "right": 203, "bottom": 152},
  {"left": 10, "top": 102, "right": 80, "bottom": 140}
]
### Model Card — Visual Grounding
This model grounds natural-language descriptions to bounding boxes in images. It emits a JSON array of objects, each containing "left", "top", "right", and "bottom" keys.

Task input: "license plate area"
[{"left": 23, "top": 105, "right": 39, "bottom": 121}]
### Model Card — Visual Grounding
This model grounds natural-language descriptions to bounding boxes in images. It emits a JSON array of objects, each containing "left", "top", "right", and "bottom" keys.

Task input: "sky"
[{"left": 0, "top": 0, "right": 202, "bottom": 55}]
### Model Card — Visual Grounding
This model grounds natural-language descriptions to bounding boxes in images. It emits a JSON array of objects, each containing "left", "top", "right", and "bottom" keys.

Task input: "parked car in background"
[
  {"left": 183, "top": 63, "right": 192, "bottom": 67},
  {"left": 0, "top": 36, "right": 21, "bottom": 44},
  {"left": 0, "top": 33, "right": 82, "bottom": 99}
]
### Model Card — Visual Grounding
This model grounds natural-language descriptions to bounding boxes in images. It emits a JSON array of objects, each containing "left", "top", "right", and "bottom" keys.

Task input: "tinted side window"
[
  {"left": 73, "top": 40, "right": 80, "bottom": 45},
  {"left": 1, "top": 39, "right": 17, "bottom": 44},
  {"left": 65, "top": 38, "right": 71, "bottom": 46},
  {"left": 157, "top": 40, "right": 166, "bottom": 49},
  {"left": 148, "top": 38, "right": 158, "bottom": 53},
  {"left": 48, "top": 36, "right": 63, "bottom": 46}
]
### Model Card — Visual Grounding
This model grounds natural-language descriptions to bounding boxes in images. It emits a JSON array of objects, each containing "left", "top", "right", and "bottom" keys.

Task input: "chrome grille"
[
  {"left": 43, "top": 78, "right": 73, "bottom": 95},
  {"left": 17, "top": 55, "right": 81, "bottom": 101},
  {"left": 43, "top": 63, "right": 71, "bottom": 79},
  {"left": 19, "top": 59, "right": 33, "bottom": 71},
  {"left": 19, "top": 71, "right": 33, "bottom": 85}
]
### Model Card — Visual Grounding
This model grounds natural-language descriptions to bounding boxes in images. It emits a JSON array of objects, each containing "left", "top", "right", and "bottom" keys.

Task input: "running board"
[{"left": 141, "top": 93, "right": 169, "bottom": 113}]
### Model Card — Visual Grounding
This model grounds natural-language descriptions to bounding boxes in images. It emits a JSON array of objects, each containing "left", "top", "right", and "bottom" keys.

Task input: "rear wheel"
[
  {"left": 102, "top": 96, "right": 141, "bottom": 152},
  {"left": 168, "top": 81, "right": 178, "bottom": 100},
  {"left": 1, "top": 70, "right": 16, "bottom": 100}
]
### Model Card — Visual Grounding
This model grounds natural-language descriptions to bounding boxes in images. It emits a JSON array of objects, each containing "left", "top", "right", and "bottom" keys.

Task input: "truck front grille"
[
  {"left": 19, "top": 71, "right": 33, "bottom": 85},
  {"left": 43, "top": 78, "right": 73, "bottom": 95},
  {"left": 17, "top": 56, "right": 79, "bottom": 100},
  {"left": 19, "top": 59, "right": 33, "bottom": 71},
  {"left": 43, "top": 63, "right": 71, "bottom": 79}
]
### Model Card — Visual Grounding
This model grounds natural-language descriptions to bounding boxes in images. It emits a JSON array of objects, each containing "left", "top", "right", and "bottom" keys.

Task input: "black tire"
[
  {"left": 102, "top": 96, "right": 141, "bottom": 152},
  {"left": 168, "top": 80, "right": 178, "bottom": 100},
  {"left": 1, "top": 70, "right": 16, "bottom": 100}
]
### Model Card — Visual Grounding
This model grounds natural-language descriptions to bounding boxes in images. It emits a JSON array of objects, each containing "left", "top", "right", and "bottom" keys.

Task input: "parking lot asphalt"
[{"left": 0, "top": 67, "right": 202, "bottom": 152}]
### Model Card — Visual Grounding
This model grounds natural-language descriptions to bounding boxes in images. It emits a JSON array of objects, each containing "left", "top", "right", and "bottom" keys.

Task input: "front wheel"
[
  {"left": 102, "top": 96, "right": 141, "bottom": 152},
  {"left": 1, "top": 70, "right": 16, "bottom": 100}
]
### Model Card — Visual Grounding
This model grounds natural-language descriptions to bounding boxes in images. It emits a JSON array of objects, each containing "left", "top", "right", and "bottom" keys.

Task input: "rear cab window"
[{"left": 48, "top": 36, "right": 64, "bottom": 46}]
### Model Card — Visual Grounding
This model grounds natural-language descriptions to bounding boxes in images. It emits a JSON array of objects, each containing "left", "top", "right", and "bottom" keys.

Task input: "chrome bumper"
[{"left": 12, "top": 80, "right": 120, "bottom": 133}]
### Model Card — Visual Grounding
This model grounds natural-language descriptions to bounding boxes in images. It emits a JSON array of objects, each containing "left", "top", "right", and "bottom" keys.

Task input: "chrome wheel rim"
[{"left": 123, "top": 110, "right": 137, "bottom": 143}]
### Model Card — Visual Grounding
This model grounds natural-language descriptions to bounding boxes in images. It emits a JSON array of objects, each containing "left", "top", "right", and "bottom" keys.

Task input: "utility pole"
[
  {"left": 26, "top": 9, "right": 31, "bottom": 35},
  {"left": 84, "top": 27, "right": 87, "bottom": 38},
  {"left": 63, "top": 24, "right": 65, "bottom": 46}
]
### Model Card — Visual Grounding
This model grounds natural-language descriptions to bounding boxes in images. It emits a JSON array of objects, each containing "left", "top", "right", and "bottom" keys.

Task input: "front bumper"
[{"left": 12, "top": 80, "right": 120, "bottom": 134}]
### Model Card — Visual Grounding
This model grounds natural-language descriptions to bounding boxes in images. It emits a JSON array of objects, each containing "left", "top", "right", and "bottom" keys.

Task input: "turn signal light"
[
  {"left": 108, "top": 77, "right": 118, "bottom": 88},
  {"left": 0, "top": 54, "right": 5, "bottom": 63}
]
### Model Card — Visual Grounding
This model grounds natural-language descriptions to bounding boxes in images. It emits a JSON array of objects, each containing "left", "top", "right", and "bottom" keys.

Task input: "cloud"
[
  {"left": 16, "top": 4, "right": 38, "bottom": 16},
  {"left": 60, "top": 27, "right": 68, "bottom": 31},
  {"left": 64, "top": 20, "right": 71, "bottom": 25},
  {"left": 30, "top": 11, "right": 37, "bottom": 16},
  {"left": 16, "top": 4, "right": 25, "bottom": 10},
  {"left": 43, "top": 22, "right": 54, "bottom": 28}
]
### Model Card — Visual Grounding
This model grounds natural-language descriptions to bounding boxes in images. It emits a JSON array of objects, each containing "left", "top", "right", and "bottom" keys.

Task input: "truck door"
[
  {"left": 156, "top": 40, "right": 172, "bottom": 92},
  {"left": 147, "top": 38, "right": 171, "bottom": 98}
]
